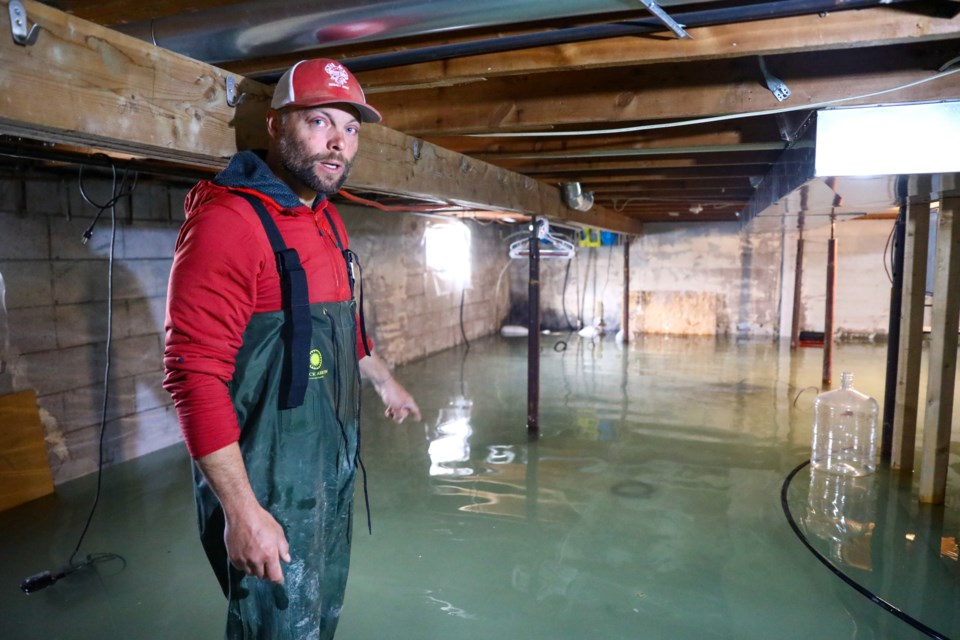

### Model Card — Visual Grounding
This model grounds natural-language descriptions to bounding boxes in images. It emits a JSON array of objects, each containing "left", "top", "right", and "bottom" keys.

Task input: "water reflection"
[
  {"left": 801, "top": 470, "right": 876, "bottom": 569},
  {"left": 364, "top": 337, "right": 960, "bottom": 639},
  {"left": 426, "top": 395, "right": 474, "bottom": 477}
]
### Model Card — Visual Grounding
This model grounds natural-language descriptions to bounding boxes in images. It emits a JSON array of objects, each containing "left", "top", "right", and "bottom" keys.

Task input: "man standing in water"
[{"left": 164, "top": 59, "right": 420, "bottom": 639}]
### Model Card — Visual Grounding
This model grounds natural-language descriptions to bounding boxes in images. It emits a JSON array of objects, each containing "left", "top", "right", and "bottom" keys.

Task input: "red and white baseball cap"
[{"left": 271, "top": 59, "right": 382, "bottom": 124}]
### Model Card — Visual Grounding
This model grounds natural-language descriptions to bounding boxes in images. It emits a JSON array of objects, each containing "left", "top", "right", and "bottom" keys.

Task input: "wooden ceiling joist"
[
  {"left": 374, "top": 43, "right": 960, "bottom": 136},
  {"left": 350, "top": 3, "right": 960, "bottom": 92},
  {"left": 0, "top": 0, "right": 643, "bottom": 234}
]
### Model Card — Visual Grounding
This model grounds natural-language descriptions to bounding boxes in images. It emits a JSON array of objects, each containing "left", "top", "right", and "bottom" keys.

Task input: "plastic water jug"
[{"left": 810, "top": 372, "right": 878, "bottom": 476}]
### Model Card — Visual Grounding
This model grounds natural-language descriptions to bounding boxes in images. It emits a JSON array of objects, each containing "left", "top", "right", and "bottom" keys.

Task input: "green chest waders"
[{"left": 193, "top": 193, "right": 362, "bottom": 640}]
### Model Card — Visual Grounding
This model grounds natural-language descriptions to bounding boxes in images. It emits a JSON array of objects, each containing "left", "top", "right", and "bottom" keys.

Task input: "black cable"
[
  {"left": 22, "top": 160, "right": 132, "bottom": 594},
  {"left": 459, "top": 285, "right": 470, "bottom": 351},
  {"left": 780, "top": 460, "right": 952, "bottom": 640},
  {"left": 561, "top": 259, "right": 575, "bottom": 331},
  {"left": 882, "top": 218, "right": 896, "bottom": 285}
]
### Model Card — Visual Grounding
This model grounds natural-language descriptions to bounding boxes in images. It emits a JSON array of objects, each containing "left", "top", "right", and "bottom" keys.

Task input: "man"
[{"left": 164, "top": 59, "right": 420, "bottom": 639}]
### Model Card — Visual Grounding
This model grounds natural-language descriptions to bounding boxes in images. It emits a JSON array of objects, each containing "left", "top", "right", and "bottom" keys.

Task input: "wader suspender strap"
[
  {"left": 320, "top": 207, "right": 374, "bottom": 534},
  {"left": 236, "top": 192, "right": 311, "bottom": 409},
  {"left": 322, "top": 208, "right": 372, "bottom": 357}
]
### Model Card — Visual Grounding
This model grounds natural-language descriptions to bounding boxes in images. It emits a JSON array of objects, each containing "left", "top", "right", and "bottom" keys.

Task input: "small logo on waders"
[{"left": 309, "top": 349, "right": 328, "bottom": 380}]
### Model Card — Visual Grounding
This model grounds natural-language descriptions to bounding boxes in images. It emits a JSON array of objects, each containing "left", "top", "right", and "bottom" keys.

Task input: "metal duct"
[
  {"left": 116, "top": 0, "right": 707, "bottom": 65},
  {"left": 562, "top": 182, "right": 594, "bottom": 212},
  {"left": 340, "top": 0, "right": 912, "bottom": 72}
]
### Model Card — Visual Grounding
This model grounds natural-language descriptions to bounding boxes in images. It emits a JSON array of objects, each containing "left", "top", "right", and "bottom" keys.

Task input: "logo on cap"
[{"left": 325, "top": 62, "right": 350, "bottom": 90}]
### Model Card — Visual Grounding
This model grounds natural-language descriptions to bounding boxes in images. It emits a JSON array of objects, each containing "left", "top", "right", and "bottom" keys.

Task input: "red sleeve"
[{"left": 163, "top": 198, "right": 266, "bottom": 459}]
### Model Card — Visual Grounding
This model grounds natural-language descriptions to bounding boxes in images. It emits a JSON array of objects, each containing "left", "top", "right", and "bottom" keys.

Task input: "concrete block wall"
[
  {"left": 0, "top": 173, "right": 508, "bottom": 484},
  {"left": 338, "top": 205, "right": 510, "bottom": 365},
  {"left": 0, "top": 173, "right": 189, "bottom": 484},
  {"left": 509, "top": 222, "right": 783, "bottom": 338},
  {"left": 778, "top": 218, "right": 896, "bottom": 340}
]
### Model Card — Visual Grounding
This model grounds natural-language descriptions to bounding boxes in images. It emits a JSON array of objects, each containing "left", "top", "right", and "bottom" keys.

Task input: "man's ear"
[{"left": 265, "top": 109, "right": 282, "bottom": 141}]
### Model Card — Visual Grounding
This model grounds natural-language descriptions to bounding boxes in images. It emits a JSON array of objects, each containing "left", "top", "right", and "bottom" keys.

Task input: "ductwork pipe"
[
  {"left": 562, "top": 182, "right": 594, "bottom": 212},
  {"left": 340, "top": 0, "right": 915, "bottom": 72},
  {"left": 117, "top": 0, "right": 914, "bottom": 72},
  {"left": 117, "top": 0, "right": 677, "bottom": 65}
]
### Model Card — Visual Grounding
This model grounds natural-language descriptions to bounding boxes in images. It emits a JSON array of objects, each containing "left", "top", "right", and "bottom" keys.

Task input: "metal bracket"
[
  {"left": 637, "top": 0, "right": 690, "bottom": 39},
  {"left": 225, "top": 76, "right": 246, "bottom": 108},
  {"left": 758, "top": 56, "right": 790, "bottom": 102},
  {"left": 9, "top": 0, "right": 40, "bottom": 46}
]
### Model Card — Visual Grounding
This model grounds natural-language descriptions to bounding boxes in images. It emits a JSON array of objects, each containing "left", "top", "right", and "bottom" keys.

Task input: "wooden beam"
[
  {"left": 892, "top": 186, "right": 931, "bottom": 472},
  {"left": 0, "top": 0, "right": 268, "bottom": 166},
  {"left": 351, "top": 3, "right": 960, "bottom": 92},
  {"left": 919, "top": 192, "right": 960, "bottom": 504},
  {"left": 528, "top": 164, "right": 774, "bottom": 180},
  {"left": 0, "top": 1, "right": 642, "bottom": 234},
  {"left": 425, "top": 126, "right": 755, "bottom": 157},
  {"left": 498, "top": 155, "right": 781, "bottom": 174},
  {"left": 374, "top": 45, "right": 960, "bottom": 135}
]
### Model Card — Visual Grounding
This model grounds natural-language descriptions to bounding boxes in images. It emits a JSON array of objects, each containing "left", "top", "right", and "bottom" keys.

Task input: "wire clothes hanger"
[{"left": 508, "top": 218, "right": 576, "bottom": 260}]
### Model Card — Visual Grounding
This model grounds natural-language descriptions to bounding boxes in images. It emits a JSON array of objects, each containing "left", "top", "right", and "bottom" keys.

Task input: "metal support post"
[
  {"left": 621, "top": 236, "right": 630, "bottom": 343},
  {"left": 881, "top": 186, "right": 906, "bottom": 462},
  {"left": 527, "top": 217, "right": 541, "bottom": 432},
  {"left": 822, "top": 214, "right": 837, "bottom": 388}
]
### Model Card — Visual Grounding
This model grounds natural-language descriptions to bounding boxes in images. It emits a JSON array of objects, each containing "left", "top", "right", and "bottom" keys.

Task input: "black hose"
[{"left": 780, "top": 460, "right": 952, "bottom": 640}]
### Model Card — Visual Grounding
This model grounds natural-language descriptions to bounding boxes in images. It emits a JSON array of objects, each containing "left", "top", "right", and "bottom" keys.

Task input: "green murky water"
[{"left": 2, "top": 336, "right": 958, "bottom": 639}]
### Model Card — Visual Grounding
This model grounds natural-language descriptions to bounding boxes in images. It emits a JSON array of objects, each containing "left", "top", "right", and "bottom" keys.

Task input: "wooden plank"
[
  {"left": 891, "top": 185, "right": 931, "bottom": 472},
  {"left": 0, "top": 0, "right": 270, "bottom": 166},
  {"left": 350, "top": 4, "right": 960, "bottom": 92},
  {"left": 0, "top": 1, "right": 642, "bottom": 234},
  {"left": 426, "top": 126, "right": 752, "bottom": 157},
  {"left": 919, "top": 193, "right": 960, "bottom": 504},
  {"left": 0, "top": 389, "right": 55, "bottom": 512},
  {"left": 375, "top": 46, "right": 960, "bottom": 135}
]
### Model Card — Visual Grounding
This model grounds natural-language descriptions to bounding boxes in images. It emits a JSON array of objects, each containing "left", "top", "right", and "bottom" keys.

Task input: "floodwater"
[{"left": 1, "top": 336, "right": 958, "bottom": 639}]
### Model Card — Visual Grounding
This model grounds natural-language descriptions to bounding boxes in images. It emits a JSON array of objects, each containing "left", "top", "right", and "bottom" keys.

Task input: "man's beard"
[{"left": 278, "top": 129, "right": 354, "bottom": 197}]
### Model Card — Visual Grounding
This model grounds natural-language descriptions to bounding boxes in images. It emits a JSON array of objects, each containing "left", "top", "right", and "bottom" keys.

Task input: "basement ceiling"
[{"left": 24, "top": 0, "right": 960, "bottom": 226}]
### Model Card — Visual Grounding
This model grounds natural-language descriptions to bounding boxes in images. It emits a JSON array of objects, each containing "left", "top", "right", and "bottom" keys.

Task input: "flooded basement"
[{"left": 2, "top": 335, "right": 958, "bottom": 639}]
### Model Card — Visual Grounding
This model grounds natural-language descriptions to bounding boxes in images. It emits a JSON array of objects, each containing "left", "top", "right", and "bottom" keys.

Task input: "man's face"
[{"left": 275, "top": 105, "right": 361, "bottom": 197}]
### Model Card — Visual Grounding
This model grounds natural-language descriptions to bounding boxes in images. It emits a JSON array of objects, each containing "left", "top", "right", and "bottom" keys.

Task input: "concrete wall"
[
  {"left": 339, "top": 206, "right": 510, "bottom": 365},
  {"left": 0, "top": 172, "right": 507, "bottom": 485},
  {"left": 509, "top": 222, "right": 784, "bottom": 338},
  {"left": 0, "top": 174, "right": 187, "bottom": 483},
  {"left": 778, "top": 218, "right": 897, "bottom": 340}
]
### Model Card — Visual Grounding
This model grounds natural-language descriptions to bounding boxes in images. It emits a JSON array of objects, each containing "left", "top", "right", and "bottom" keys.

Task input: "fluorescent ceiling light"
[{"left": 816, "top": 101, "right": 960, "bottom": 177}]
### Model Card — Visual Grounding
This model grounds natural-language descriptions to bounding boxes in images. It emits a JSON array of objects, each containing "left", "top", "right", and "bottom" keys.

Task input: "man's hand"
[
  {"left": 224, "top": 503, "right": 291, "bottom": 584},
  {"left": 375, "top": 377, "right": 421, "bottom": 423},
  {"left": 196, "top": 444, "right": 291, "bottom": 584},
  {"left": 358, "top": 350, "right": 421, "bottom": 423}
]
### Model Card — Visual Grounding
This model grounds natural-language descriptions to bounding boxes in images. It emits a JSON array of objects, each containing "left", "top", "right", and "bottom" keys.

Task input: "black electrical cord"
[
  {"left": 21, "top": 160, "right": 133, "bottom": 594},
  {"left": 780, "top": 460, "right": 952, "bottom": 640},
  {"left": 561, "top": 259, "right": 575, "bottom": 331},
  {"left": 459, "top": 285, "right": 470, "bottom": 351}
]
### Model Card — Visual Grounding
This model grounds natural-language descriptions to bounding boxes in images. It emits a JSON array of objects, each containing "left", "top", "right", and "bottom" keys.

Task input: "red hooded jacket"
[{"left": 164, "top": 154, "right": 370, "bottom": 459}]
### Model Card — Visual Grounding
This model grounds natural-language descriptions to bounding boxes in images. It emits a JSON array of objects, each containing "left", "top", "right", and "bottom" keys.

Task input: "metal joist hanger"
[
  {"left": 636, "top": 0, "right": 690, "bottom": 39},
  {"left": 9, "top": 0, "right": 40, "bottom": 46}
]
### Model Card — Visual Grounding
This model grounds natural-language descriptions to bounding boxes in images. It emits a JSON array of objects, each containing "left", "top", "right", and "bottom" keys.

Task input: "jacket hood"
[{"left": 183, "top": 150, "right": 324, "bottom": 219}]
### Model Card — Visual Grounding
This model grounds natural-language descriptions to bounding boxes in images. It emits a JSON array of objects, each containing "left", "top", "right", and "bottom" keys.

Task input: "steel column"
[
  {"left": 881, "top": 196, "right": 906, "bottom": 462},
  {"left": 790, "top": 216, "right": 804, "bottom": 350},
  {"left": 822, "top": 215, "right": 837, "bottom": 388},
  {"left": 527, "top": 217, "right": 541, "bottom": 432},
  {"left": 621, "top": 236, "right": 630, "bottom": 343}
]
